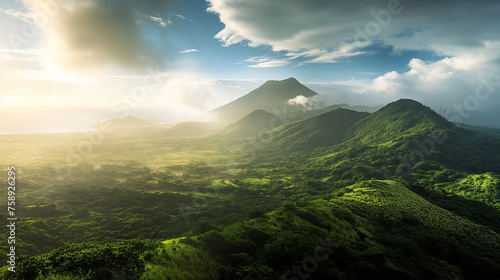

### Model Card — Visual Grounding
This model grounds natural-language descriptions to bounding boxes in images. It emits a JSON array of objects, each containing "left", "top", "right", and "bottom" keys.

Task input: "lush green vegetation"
[
  {"left": 219, "top": 110, "right": 284, "bottom": 139},
  {"left": 2, "top": 99, "right": 500, "bottom": 279},
  {"left": 266, "top": 108, "right": 370, "bottom": 151},
  {"left": 0, "top": 239, "right": 156, "bottom": 280}
]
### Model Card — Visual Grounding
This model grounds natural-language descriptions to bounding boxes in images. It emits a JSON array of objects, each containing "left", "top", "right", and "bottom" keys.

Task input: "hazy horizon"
[{"left": 1, "top": 0, "right": 500, "bottom": 133}]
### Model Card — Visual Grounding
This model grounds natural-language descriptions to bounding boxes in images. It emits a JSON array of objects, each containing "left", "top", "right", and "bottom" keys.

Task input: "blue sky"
[
  {"left": 137, "top": 0, "right": 445, "bottom": 81},
  {"left": 1, "top": 0, "right": 500, "bottom": 132}
]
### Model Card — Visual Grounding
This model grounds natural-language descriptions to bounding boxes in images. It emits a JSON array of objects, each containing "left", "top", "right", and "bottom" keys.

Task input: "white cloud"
[
  {"left": 144, "top": 14, "right": 171, "bottom": 27},
  {"left": 248, "top": 60, "right": 289, "bottom": 68},
  {"left": 306, "top": 56, "right": 500, "bottom": 127},
  {"left": 180, "top": 49, "right": 200, "bottom": 54},
  {"left": 288, "top": 41, "right": 373, "bottom": 64},
  {"left": 0, "top": 8, "right": 32, "bottom": 23},
  {"left": 245, "top": 55, "right": 290, "bottom": 68},
  {"left": 169, "top": 13, "right": 194, "bottom": 23},
  {"left": 207, "top": 0, "right": 500, "bottom": 67},
  {"left": 159, "top": 73, "right": 213, "bottom": 111},
  {"left": 287, "top": 95, "right": 322, "bottom": 110},
  {"left": 245, "top": 56, "right": 268, "bottom": 63},
  {"left": 288, "top": 95, "right": 310, "bottom": 106}
]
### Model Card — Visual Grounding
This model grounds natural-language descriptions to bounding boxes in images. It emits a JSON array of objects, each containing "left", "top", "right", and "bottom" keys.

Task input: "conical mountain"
[
  {"left": 193, "top": 77, "right": 322, "bottom": 126},
  {"left": 220, "top": 110, "right": 284, "bottom": 138}
]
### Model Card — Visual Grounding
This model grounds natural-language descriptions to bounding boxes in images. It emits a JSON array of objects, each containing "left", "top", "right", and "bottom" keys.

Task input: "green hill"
[
  {"left": 290, "top": 99, "right": 500, "bottom": 183},
  {"left": 93, "top": 116, "right": 160, "bottom": 129},
  {"left": 167, "top": 121, "right": 222, "bottom": 135},
  {"left": 219, "top": 110, "right": 284, "bottom": 138},
  {"left": 339, "top": 99, "right": 500, "bottom": 174},
  {"left": 190, "top": 180, "right": 500, "bottom": 279},
  {"left": 266, "top": 108, "right": 370, "bottom": 150},
  {"left": 282, "top": 103, "right": 381, "bottom": 123},
  {"left": 12, "top": 181, "right": 500, "bottom": 280},
  {"left": 342, "top": 99, "right": 454, "bottom": 145}
]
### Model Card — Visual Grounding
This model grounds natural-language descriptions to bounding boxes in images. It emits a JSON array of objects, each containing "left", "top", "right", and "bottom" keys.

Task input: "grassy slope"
[
  {"left": 9, "top": 180, "right": 500, "bottom": 280},
  {"left": 219, "top": 110, "right": 284, "bottom": 139},
  {"left": 280, "top": 103, "right": 381, "bottom": 123},
  {"left": 202, "top": 180, "right": 500, "bottom": 279},
  {"left": 300, "top": 99, "right": 500, "bottom": 185},
  {"left": 266, "top": 108, "right": 370, "bottom": 151},
  {"left": 341, "top": 99, "right": 500, "bottom": 173}
]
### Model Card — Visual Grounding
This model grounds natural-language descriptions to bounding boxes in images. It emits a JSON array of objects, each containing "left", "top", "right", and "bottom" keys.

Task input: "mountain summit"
[
  {"left": 193, "top": 77, "right": 322, "bottom": 125},
  {"left": 335, "top": 99, "right": 500, "bottom": 174},
  {"left": 257, "top": 77, "right": 317, "bottom": 98},
  {"left": 344, "top": 98, "right": 454, "bottom": 144}
]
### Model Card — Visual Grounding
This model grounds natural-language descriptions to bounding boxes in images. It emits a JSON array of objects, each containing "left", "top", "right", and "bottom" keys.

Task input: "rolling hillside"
[
  {"left": 167, "top": 121, "right": 222, "bottom": 136},
  {"left": 281, "top": 103, "right": 382, "bottom": 123},
  {"left": 13, "top": 181, "right": 500, "bottom": 279},
  {"left": 339, "top": 99, "right": 500, "bottom": 174},
  {"left": 219, "top": 110, "right": 284, "bottom": 138},
  {"left": 266, "top": 108, "right": 370, "bottom": 150},
  {"left": 4, "top": 98, "right": 500, "bottom": 280}
]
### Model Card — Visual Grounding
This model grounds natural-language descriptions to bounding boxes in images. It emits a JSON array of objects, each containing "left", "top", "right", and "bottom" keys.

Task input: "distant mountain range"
[
  {"left": 95, "top": 78, "right": 497, "bottom": 151},
  {"left": 261, "top": 98, "right": 500, "bottom": 175},
  {"left": 454, "top": 123, "right": 500, "bottom": 139},
  {"left": 94, "top": 78, "right": 383, "bottom": 135},
  {"left": 176, "top": 77, "right": 380, "bottom": 135}
]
